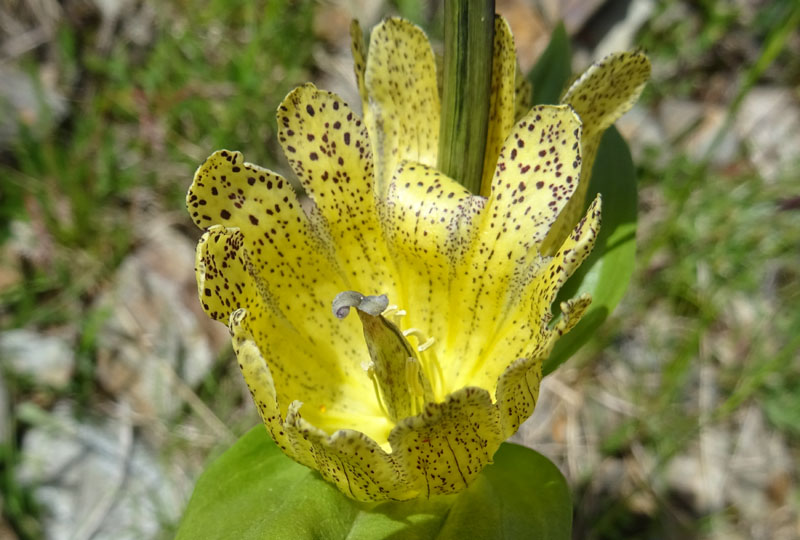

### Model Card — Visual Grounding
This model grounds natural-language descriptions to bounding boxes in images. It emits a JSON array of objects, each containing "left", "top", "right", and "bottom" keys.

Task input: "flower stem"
[{"left": 438, "top": 0, "right": 495, "bottom": 194}]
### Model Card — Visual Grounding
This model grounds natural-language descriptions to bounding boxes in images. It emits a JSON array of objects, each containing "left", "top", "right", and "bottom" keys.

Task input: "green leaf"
[
  {"left": 177, "top": 427, "right": 572, "bottom": 540},
  {"left": 527, "top": 22, "right": 571, "bottom": 105},
  {"left": 544, "top": 127, "right": 638, "bottom": 375}
]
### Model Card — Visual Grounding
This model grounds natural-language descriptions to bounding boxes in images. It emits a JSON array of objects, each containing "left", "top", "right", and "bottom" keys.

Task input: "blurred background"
[{"left": 0, "top": 0, "right": 798, "bottom": 538}]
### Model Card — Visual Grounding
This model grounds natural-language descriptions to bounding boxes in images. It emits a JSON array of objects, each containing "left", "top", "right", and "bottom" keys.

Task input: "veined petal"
[
  {"left": 284, "top": 403, "right": 414, "bottom": 501},
  {"left": 389, "top": 387, "right": 504, "bottom": 497},
  {"left": 231, "top": 309, "right": 406, "bottom": 502},
  {"left": 542, "top": 52, "right": 650, "bottom": 254},
  {"left": 276, "top": 84, "right": 399, "bottom": 298},
  {"left": 480, "top": 16, "right": 517, "bottom": 198},
  {"left": 493, "top": 354, "right": 544, "bottom": 438},
  {"left": 364, "top": 18, "right": 440, "bottom": 196},
  {"left": 383, "top": 161, "right": 485, "bottom": 381},
  {"left": 444, "top": 105, "right": 582, "bottom": 389}
]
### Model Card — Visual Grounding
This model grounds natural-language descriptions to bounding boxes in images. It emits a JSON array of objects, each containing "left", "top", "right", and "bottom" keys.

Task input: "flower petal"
[
  {"left": 493, "top": 355, "right": 543, "bottom": 438},
  {"left": 485, "top": 105, "right": 583, "bottom": 253},
  {"left": 542, "top": 52, "right": 650, "bottom": 254},
  {"left": 561, "top": 52, "right": 651, "bottom": 139},
  {"left": 534, "top": 195, "right": 602, "bottom": 313},
  {"left": 188, "top": 150, "right": 339, "bottom": 318},
  {"left": 494, "top": 293, "right": 591, "bottom": 437},
  {"left": 231, "top": 309, "right": 405, "bottom": 502},
  {"left": 479, "top": 16, "right": 517, "bottom": 197},
  {"left": 234, "top": 308, "right": 509, "bottom": 501},
  {"left": 276, "top": 84, "right": 399, "bottom": 298},
  {"left": 445, "top": 105, "right": 582, "bottom": 388},
  {"left": 364, "top": 18, "right": 440, "bottom": 195},
  {"left": 460, "top": 196, "right": 602, "bottom": 394},
  {"left": 382, "top": 161, "right": 485, "bottom": 382},
  {"left": 230, "top": 308, "right": 293, "bottom": 452},
  {"left": 194, "top": 225, "right": 250, "bottom": 323},
  {"left": 389, "top": 387, "right": 504, "bottom": 497}
]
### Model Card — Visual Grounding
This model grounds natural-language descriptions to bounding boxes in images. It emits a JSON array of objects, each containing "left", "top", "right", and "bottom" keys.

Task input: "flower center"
[{"left": 333, "top": 291, "right": 442, "bottom": 422}]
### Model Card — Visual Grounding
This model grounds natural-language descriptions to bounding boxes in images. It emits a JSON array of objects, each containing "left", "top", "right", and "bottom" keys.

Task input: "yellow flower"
[{"left": 187, "top": 18, "right": 649, "bottom": 502}]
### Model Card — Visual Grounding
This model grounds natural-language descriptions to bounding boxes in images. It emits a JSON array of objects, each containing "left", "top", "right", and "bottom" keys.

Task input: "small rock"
[
  {"left": 592, "top": 0, "right": 656, "bottom": 59},
  {"left": 682, "top": 104, "right": 740, "bottom": 167},
  {"left": 658, "top": 98, "right": 704, "bottom": 142},
  {"left": 16, "top": 401, "right": 185, "bottom": 540},
  {"left": 0, "top": 329, "right": 75, "bottom": 389},
  {"left": 734, "top": 86, "right": 800, "bottom": 182},
  {"left": 727, "top": 407, "right": 795, "bottom": 525}
]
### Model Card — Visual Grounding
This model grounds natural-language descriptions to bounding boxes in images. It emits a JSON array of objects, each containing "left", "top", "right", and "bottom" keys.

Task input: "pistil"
[{"left": 333, "top": 291, "right": 434, "bottom": 422}]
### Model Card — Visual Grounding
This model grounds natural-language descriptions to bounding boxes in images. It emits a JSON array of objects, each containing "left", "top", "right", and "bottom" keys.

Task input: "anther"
[
  {"left": 417, "top": 337, "right": 436, "bottom": 352},
  {"left": 402, "top": 327, "right": 424, "bottom": 338}
]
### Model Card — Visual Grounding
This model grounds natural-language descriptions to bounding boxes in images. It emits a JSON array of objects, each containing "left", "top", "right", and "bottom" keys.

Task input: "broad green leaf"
[
  {"left": 544, "top": 127, "right": 638, "bottom": 375},
  {"left": 527, "top": 22, "right": 571, "bottom": 105},
  {"left": 177, "top": 427, "right": 572, "bottom": 540}
]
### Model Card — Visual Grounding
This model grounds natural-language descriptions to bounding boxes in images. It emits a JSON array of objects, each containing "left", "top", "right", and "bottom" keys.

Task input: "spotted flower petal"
[
  {"left": 353, "top": 18, "right": 440, "bottom": 196},
  {"left": 542, "top": 51, "right": 651, "bottom": 254},
  {"left": 188, "top": 18, "right": 646, "bottom": 502}
]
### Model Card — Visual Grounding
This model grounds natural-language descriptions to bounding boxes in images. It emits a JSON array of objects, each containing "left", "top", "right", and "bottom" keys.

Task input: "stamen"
[
  {"left": 382, "top": 305, "right": 407, "bottom": 326},
  {"left": 417, "top": 336, "right": 436, "bottom": 352},
  {"left": 381, "top": 304, "right": 398, "bottom": 317},
  {"left": 391, "top": 309, "right": 408, "bottom": 326},
  {"left": 405, "top": 359, "right": 425, "bottom": 415},
  {"left": 365, "top": 363, "right": 389, "bottom": 419}
]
